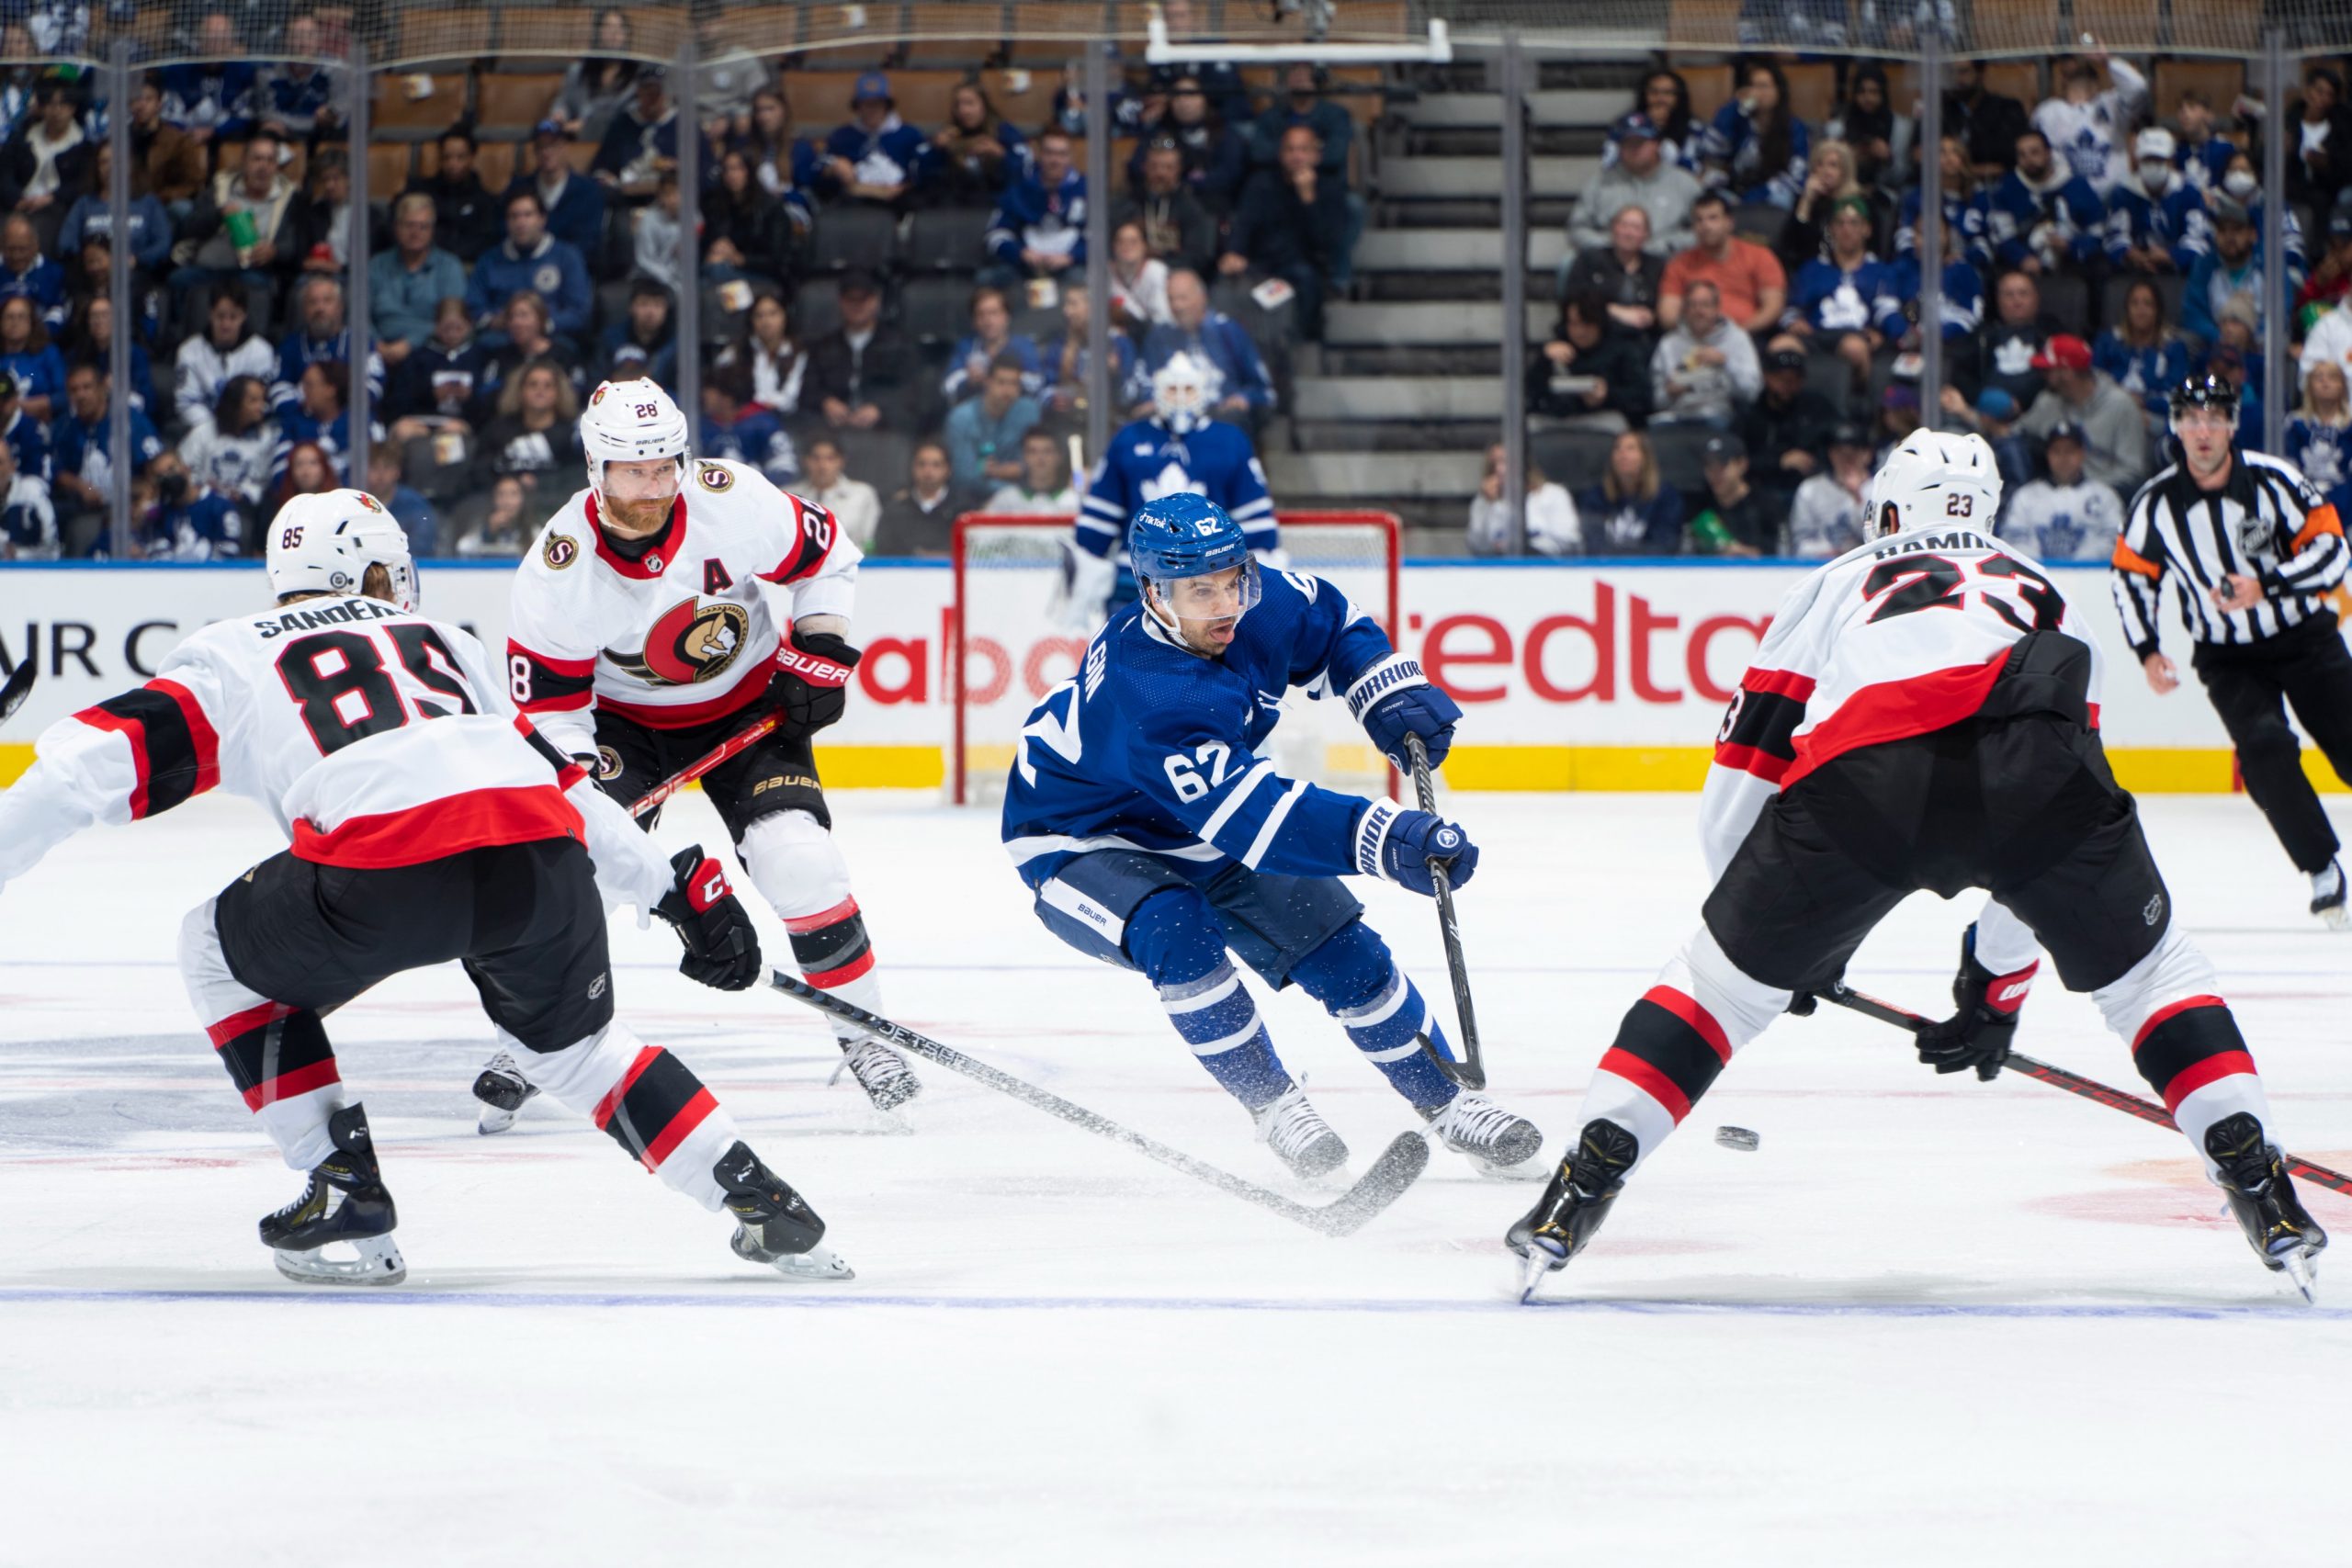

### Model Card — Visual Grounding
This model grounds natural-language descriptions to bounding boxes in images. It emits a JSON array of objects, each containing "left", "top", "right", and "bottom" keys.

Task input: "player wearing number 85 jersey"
[
  {"left": 1510, "top": 430, "right": 2324, "bottom": 1301},
  {"left": 492, "top": 379, "right": 922, "bottom": 1120},
  {"left": 0, "top": 490, "right": 853, "bottom": 1286}
]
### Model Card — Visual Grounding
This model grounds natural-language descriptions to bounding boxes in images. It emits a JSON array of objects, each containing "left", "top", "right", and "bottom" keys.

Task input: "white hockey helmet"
[
  {"left": 1864, "top": 429, "right": 2003, "bottom": 538},
  {"left": 266, "top": 489, "right": 417, "bottom": 611},
  {"left": 581, "top": 378, "right": 691, "bottom": 512},
  {"left": 1152, "top": 352, "right": 1211, "bottom": 435}
]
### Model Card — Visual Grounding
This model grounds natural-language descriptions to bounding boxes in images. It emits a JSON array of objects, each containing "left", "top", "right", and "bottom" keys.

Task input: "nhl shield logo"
[{"left": 605, "top": 598, "right": 751, "bottom": 685}]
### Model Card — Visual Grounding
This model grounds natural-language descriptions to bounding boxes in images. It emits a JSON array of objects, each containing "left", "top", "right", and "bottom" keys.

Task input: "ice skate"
[
  {"left": 829, "top": 1033, "right": 922, "bottom": 1117},
  {"left": 471, "top": 1049, "right": 537, "bottom": 1134},
  {"left": 715, "top": 1141, "right": 854, "bottom": 1281},
  {"left": 260, "top": 1103, "right": 405, "bottom": 1286},
  {"left": 1252, "top": 1085, "right": 1350, "bottom": 1181},
  {"left": 1421, "top": 1091, "right": 1544, "bottom": 1179},
  {"left": 2312, "top": 861, "right": 2348, "bottom": 931},
  {"left": 2205, "top": 1112, "right": 2327, "bottom": 1301},
  {"left": 1507, "top": 1118, "right": 1639, "bottom": 1302}
]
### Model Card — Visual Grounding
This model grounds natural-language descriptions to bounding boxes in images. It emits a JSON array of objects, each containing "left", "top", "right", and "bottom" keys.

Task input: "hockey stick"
[
  {"left": 624, "top": 712, "right": 780, "bottom": 819},
  {"left": 1405, "top": 733, "right": 1487, "bottom": 1090},
  {"left": 1823, "top": 981, "right": 2352, "bottom": 1198},
  {"left": 0, "top": 660, "right": 34, "bottom": 728},
  {"left": 767, "top": 970, "right": 1432, "bottom": 1236}
]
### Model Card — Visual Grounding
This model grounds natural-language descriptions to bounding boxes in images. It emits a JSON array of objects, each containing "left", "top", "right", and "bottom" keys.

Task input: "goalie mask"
[
  {"left": 266, "top": 489, "right": 419, "bottom": 611},
  {"left": 1865, "top": 429, "right": 2002, "bottom": 538},
  {"left": 1151, "top": 353, "right": 1212, "bottom": 436}
]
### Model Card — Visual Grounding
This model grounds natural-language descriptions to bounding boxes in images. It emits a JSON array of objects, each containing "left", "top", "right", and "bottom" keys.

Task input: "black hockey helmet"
[{"left": 2168, "top": 372, "right": 2241, "bottom": 427}]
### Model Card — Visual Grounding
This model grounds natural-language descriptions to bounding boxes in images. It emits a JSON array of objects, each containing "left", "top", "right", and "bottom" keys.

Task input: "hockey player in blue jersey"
[
  {"left": 1004, "top": 492, "right": 1545, "bottom": 1180},
  {"left": 1065, "top": 354, "right": 1274, "bottom": 626}
]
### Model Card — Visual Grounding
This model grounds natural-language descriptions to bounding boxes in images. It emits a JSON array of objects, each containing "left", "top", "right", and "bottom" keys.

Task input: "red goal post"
[{"left": 949, "top": 511, "right": 1405, "bottom": 806}]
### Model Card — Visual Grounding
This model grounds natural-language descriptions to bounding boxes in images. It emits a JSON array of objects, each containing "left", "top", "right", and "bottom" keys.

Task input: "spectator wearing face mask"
[{"left": 2104, "top": 127, "right": 2209, "bottom": 275}]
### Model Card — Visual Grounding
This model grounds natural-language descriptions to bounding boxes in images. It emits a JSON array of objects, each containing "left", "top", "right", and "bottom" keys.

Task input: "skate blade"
[
  {"left": 476, "top": 1106, "right": 520, "bottom": 1135},
  {"left": 1515, "top": 1237, "right": 1566, "bottom": 1303},
  {"left": 766, "top": 1244, "right": 854, "bottom": 1282},
  {"left": 2321, "top": 907, "right": 2351, "bottom": 932},
  {"left": 1466, "top": 1152, "right": 1551, "bottom": 1184},
  {"left": 273, "top": 1234, "right": 406, "bottom": 1287},
  {"left": 2279, "top": 1247, "right": 2321, "bottom": 1303}
]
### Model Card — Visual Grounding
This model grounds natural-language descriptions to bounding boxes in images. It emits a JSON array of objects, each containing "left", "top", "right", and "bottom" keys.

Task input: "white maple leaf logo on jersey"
[
  {"left": 1139, "top": 460, "right": 1207, "bottom": 504},
  {"left": 2303, "top": 438, "right": 2346, "bottom": 492},
  {"left": 1995, "top": 336, "right": 2039, "bottom": 378},
  {"left": 1820, "top": 279, "right": 1871, "bottom": 333}
]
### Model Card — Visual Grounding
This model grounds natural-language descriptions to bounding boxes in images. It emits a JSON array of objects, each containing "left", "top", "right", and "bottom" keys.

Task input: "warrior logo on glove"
[{"left": 605, "top": 599, "right": 750, "bottom": 685}]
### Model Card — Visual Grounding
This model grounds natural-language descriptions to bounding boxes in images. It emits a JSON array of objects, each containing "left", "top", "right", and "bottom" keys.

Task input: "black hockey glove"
[
  {"left": 769, "top": 629, "right": 863, "bottom": 737},
  {"left": 1915, "top": 924, "right": 2039, "bottom": 1081},
  {"left": 654, "top": 845, "right": 762, "bottom": 992}
]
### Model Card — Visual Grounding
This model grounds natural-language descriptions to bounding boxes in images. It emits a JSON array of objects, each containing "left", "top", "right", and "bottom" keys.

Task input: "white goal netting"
[{"left": 950, "top": 512, "right": 1403, "bottom": 806}]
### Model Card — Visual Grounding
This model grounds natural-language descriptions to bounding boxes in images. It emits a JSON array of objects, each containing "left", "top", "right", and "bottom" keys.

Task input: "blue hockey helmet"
[{"left": 1127, "top": 492, "right": 1261, "bottom": 623}]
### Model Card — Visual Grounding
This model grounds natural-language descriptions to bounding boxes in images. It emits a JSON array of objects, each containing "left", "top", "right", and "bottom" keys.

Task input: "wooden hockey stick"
[
  {"left": 1406, "top": 733, "right": 1487, "bottom": 1090},
  {"left": 1823, "top": 981, "right": 2352, "bottom": 1198},
  {"left": 0, "top": 660, "right": 35, "bottom": 728},
  {"left": 769, "top": 971, "right": 1432, "bottom": 1236},
  {"left": 623, "top": 712, "right": 779, "bottom": 818}
]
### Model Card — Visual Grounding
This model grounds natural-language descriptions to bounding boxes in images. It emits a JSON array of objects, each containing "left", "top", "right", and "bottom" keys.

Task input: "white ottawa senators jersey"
[
  {"left": 0, "top": 595, "right": 670, "bottom": 901},
  {"left": 1700, "top": 522, "right": 2108, "bottom": 878},
  {"left": 506, "top": 457, "right": 858, "bottom": 758}
]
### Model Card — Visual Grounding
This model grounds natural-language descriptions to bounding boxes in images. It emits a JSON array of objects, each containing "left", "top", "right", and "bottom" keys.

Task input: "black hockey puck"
[{"left": 1714, "top": 1125, "right": 1760, "bottom": 1152}]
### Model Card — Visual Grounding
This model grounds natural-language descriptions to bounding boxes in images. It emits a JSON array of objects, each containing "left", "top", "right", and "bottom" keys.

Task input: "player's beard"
[{"left": 602, "top": 492, "right": 675, "bottom": 536}]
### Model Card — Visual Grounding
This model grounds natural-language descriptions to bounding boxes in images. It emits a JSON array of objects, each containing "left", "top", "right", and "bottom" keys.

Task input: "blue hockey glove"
[
  {"left": 1347, "top": 656, "right": 1462, "bottom": 771},
  {"left": 1354, "top": 802, "right": 1478, "bottom": 896}
]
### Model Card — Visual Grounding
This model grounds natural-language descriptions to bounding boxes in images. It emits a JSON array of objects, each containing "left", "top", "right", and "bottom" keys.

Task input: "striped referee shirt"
[{"left": 2110, "top": 449, "right": 2347, "bottom": 657}]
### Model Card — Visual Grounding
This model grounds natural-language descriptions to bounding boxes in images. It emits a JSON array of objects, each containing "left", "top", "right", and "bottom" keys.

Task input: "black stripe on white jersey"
[{"left": 2114, "top": 450, "right": 2343, "bottom": 650}]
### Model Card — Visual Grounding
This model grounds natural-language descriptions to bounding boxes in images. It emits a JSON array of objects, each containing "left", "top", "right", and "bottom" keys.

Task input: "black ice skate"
[
  {"left": 2312, "top": 861, "right": 2348, "bottom": 931},
  {"left": 1252, "top": 1085, "right": 1350, "bottom": 1181},
  {"left": 1507, "top": 1118, "right": 1639, "bottom": 1303},
  {"left": 260, "top": 1103, "right": 405, "bottom": 1286},
  {"left": 1420, "top": 1091, "right": 1544, "bottom": 1179},
  {"left": 715, "top": 1141, "right": 854, "bottom": 1281},
  {"left": 830, "top": 1034, "right": 922, "bottom": 1119},
  {"left": 2205, "top": 1112, "right": 2327, "bottom": 1302},
  {"left": 471, "top": 1049, "right": 537, "bottom": 1134}
]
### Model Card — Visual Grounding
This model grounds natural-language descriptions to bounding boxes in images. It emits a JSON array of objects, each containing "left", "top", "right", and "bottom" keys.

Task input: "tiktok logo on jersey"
[{"left": 604, "top": 598, "right": 750, "bottom": 685}]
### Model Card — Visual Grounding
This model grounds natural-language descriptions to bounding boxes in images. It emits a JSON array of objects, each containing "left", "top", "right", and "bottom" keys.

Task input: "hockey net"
[{"left": 950, "top": 511, "right": 1403, "bottom": 806}]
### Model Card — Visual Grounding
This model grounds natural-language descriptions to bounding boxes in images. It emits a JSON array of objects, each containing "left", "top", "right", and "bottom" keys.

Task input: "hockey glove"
[
  {"left": 1915, "top": 923, "right": 2039, "bottom": 1081},
  {"left": 769, "top": 629, "right": 863, "bottom": 737},
  {"left": 654, "top": 845, "right": 763, "bottom": 992},
  {"left": 1356, "top": 802, "right": 1478, "bottom": 897},
  {"left": 1348, "top": 656, "right": 1463, "bottom": 771},
  {"left": 1056, "top": 543, "right": 1118, "bottom": 633}
]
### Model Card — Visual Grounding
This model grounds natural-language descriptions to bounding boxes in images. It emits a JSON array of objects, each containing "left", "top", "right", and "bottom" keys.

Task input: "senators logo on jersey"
[{"left": 603, "top": 599, "right": 752, "bottom": 685}]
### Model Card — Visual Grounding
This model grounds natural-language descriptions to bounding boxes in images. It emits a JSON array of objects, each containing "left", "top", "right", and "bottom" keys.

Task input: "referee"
[{"left": 2112, "top": 374, "right": 2352, "bottom": 925}]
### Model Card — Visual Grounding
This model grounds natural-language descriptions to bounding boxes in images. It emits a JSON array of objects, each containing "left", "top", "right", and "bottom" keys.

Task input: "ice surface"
[{"left": 5, "top": 789, "right": 2351, "bottom": 1565}]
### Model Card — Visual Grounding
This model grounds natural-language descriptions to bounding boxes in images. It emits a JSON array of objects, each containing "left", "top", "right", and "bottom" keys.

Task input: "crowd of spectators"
[
  {"left": 0, "top": 1, "right": 1370, "bottom": 562},
  {"left": 1499, "top": 49, "right": 2352, "bottom": 560}
]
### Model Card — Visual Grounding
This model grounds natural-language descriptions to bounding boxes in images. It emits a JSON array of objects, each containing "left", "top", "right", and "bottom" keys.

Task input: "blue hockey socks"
[
  {"left": 1292, "top": 919, "right": 1459, "bottom": 1111},
  {"left": 1127, "top": 891, "right": 1292, "bottom": 1110}
]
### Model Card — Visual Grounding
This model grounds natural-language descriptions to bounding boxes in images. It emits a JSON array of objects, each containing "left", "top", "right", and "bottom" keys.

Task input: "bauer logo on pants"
[{"left": 604, "top": 599, "right": 751, "bottom": 685}]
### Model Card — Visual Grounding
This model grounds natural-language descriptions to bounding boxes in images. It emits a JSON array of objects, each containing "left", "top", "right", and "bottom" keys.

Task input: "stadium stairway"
[{"left": 1272, "top": 62, "right": 1643, "bottom": 550}]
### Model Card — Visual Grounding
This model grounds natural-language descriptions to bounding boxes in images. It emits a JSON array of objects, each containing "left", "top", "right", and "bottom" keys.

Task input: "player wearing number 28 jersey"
[
  {"left": 0, "top": 491, "right": 852, "bottom": 1286},
  {"left": 1510, "top": 431, "right": 2325, "bottom": 1301},
  {"left": 492, "top": 380, "right": 922, "bottom": 1121},
  {"left": 1001, "top": 492, "right": 1546, "bottom": 1182}
]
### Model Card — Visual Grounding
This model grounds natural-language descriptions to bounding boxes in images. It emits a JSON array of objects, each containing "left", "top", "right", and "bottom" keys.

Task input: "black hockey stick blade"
[
  {"left": 1821, "top": 982, "right": 2352, "bottom": 1199},
  {"left": 768, "top": 971, "right": 1431, "bottom": 1236},
  {"left": 1405, "top": 733, "right": 1486, "bottom": 1089},
  {"left": 0, "top": 659, "right": 34, "bottom": 728}
]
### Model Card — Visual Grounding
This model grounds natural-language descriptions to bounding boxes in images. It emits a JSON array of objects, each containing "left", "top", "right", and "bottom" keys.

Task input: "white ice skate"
[
  {"left": 472, "top": 1050, "right": 537, "bottom": 1134},
  {"left": 1424, "top": 1091, "right": 1546, "bottom": 1179},
  {"left": 2312, "top": 862, "right": 2348, "bottom": 931},
  {"left": 1253, "top": 1086, "right": 1350, "bottom": 1181}
]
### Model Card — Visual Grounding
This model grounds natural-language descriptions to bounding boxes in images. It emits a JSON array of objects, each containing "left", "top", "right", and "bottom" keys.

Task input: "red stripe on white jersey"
[
  {"left": 1744, "top": 668, "right": 1817, "bottom": 701},
  {"left": 1599, "top": 1045, "right": 1692, "bottom": 1123},
  {"left": 207, "top": 999, "right": 298, "bottom": 1049},
  {"left": 785, "top": 897, "right": 860, "bottom": 934},
  {"left": 153, "top": 678, "right": 222, "bottom": 796},
  {"left": 71, "top": 703, "right": 153, "bottom": 818},
  {"left": 1710, "top": 740, "right": 1792, "bottom": 784},
  {"left": 292, "top": 784, "right": 582, "bottom": 869},
  {"left": 597, "top": 673, "right": 772, "bottom": 730},
  {"left": 1781, "top": 649, "right": 2012, "bottom": 789}
]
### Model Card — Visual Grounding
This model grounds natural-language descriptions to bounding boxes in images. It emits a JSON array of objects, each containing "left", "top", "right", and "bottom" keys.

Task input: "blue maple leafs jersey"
[
  {"left": 1078, "top": 415, "right": 1276, "bottom": 562},
  {"left": 1001, "top": 567, "right": 1401, "bottom": 891}
]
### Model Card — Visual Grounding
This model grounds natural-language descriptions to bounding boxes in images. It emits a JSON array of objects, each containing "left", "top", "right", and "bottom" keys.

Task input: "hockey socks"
[
  {"left": 1161, "top": 963, "right": 1293, "bottom": 1108},
  {"left": 508, "top": 1022, "right": 744, "bottom": 1211},
  {"left": 1291, "top": 920, "right": 1458, "bottom": 1110}
]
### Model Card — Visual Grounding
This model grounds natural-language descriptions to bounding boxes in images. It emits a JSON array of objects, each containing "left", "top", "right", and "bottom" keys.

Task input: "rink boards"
[{"left": 1, "top": 558, "right": 2341, "bottom": 793}]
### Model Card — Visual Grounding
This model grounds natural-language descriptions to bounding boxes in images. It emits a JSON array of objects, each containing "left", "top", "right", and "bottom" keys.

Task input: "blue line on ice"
[{"left": 0, "top": 1288, "right": 2332, "bottom": 1321}]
